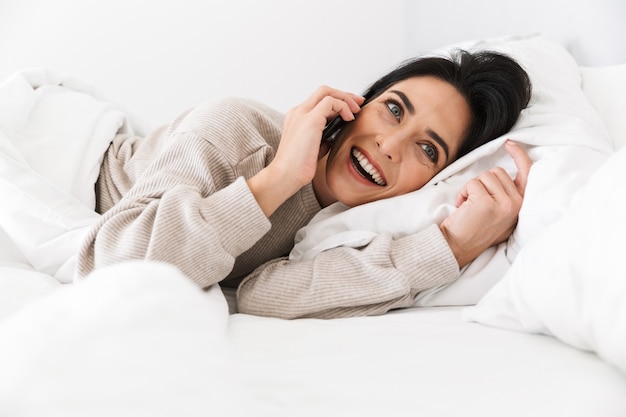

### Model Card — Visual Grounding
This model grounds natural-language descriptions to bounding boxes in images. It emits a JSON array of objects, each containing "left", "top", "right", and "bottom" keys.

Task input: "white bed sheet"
[
  {"left": 230, "top": 307, "right": 626, "bottom": 417},
  {"left": 0, "top": 262, "right": 624, "bottom": 416}
]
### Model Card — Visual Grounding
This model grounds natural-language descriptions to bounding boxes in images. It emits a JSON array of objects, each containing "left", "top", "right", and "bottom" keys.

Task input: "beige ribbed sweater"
[{"left": 77, "top": 98, "right": 460, "bottom": 319}]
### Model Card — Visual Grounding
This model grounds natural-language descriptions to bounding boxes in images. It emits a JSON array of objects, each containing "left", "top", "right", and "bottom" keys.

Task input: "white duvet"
[
  {"left": 1, "top": 262, "right": 625, "bottom": 416},
  {"left": 0, "top": 36, "right": 626, "bottom": 416},
  {"left": 0, "top": 262, "right": 259, "bottom": 417},
  {"left": 0, "top": 68, "right": 132, "bottom": 280}
]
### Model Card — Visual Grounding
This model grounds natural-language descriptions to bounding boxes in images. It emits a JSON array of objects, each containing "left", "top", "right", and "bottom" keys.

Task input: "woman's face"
[{"left": 316, "top": 76, "right": 471, "bottom": 208}]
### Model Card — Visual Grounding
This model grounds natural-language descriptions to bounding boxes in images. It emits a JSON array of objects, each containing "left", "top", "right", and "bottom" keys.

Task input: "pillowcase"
[
  {"left": 463, "top": 145, "right": 626, "bottom": 375},
  {"left": 289, "top": 36, "right": 614, "bottom": 306},
  {"left": 580, "top": 64, "right": 626, "bottom": 150}
]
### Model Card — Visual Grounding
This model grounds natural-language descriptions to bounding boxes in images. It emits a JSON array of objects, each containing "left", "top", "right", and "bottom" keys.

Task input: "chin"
[{"left": 336, "top": 195, "right": 376, "bottom": 208}]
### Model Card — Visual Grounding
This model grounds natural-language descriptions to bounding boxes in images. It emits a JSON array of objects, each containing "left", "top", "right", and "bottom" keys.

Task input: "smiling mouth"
[{"left": 351, "top": 148, "right": 386, "bottom": 186}]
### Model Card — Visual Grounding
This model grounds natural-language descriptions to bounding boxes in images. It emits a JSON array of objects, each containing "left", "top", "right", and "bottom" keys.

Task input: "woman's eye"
[
  {"left": 420, "top": 143, "right": 438, "bottom": 163},
  {"left": 386, "top": 101, "right": 402, "bottom": 120}
]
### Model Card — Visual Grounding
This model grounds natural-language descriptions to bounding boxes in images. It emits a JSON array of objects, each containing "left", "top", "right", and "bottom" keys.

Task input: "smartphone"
[{"left": 321, "top": 116, "right": 346, "bottom": 143}]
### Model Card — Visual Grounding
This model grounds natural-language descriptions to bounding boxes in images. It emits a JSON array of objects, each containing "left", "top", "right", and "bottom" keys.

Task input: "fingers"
[
  {"left": 285, "top": 86, "right": 365, "bottom": 141},
  {"left": 455, "top": 167, "right": 520, "bottom": 208},
  {"left": 301, "top": 85, "right": 365, "bottom": 118},
  {"left": 320, "top": 95, "right": 357, "bottom": 123},
  {"left": 483, "top": 167, "right": 521, "bottom": 200},
  {"left": 456, "top": 140, "right": 532, "bottom": 207},
  {"left": 505, "top": 140, "right": 532, "bottom": 196},
  {"left": 275, "top": 86, "right": 365, "bottom": 190}
]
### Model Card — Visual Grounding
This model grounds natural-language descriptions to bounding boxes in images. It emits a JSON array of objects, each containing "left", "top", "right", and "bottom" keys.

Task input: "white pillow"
[
  {"left": 289, "top": 36, "right": 614, "bottom": 306},
  {"left": 463, "top": 145, "right": 626, "bottom": 375},
  {"left": 580, "top": 64, "right": 626, "bottom": 150}
]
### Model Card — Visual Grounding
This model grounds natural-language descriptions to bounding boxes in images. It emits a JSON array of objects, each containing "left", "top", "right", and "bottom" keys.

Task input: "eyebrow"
[
  {"left": 390, "top": 89, "right": 450, "bottom": 163},
  {"left": 390, "top": 90, "right": 415, "bottom": 114}
]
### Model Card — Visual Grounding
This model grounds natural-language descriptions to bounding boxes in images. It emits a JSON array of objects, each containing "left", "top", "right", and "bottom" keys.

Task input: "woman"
[{"left": 77, "top": 50, "right": 532, "bottom": 319}]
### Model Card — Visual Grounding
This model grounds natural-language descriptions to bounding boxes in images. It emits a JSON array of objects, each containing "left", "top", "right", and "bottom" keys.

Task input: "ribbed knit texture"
[
  {"left": 238, "top": 225, "right": 459, "bottom": 319},
  {"left": 77, "top": 97, "right": 460, "bottom": 319}
]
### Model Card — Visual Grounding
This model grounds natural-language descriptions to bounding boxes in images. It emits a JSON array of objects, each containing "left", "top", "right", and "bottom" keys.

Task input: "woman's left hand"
[{"left": 439, "top": 140, "right": 532, "bottom": 268}]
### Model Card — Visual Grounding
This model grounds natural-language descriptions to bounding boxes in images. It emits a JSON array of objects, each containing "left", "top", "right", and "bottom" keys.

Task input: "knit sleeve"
[
  {"left": 76, "top": 98, "right": 289, "bottom": 287},
  {"left": 76, "top": 132, "right": 272, "bottom": 288},
  {"left": 236, "top": 224, "right": 460, "bottom": 319}
]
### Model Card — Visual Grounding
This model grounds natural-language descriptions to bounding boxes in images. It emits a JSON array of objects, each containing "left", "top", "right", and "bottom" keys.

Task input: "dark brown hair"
[{"left": 361, "top": 50, "right": 532, "bottom": 160}]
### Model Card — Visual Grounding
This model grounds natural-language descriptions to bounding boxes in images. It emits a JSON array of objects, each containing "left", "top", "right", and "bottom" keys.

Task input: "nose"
[{"left": 375, "top": 132, "right": 405, "bottom": 162}]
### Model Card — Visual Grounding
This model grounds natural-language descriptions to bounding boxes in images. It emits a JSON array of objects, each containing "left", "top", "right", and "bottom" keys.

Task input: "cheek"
[
  {"left": 323, "top": 148, "right": 350, "bottom": 192},
  {"left": 397, "top": 163, "right": 434, "bottom": 193},
  {"left": 325, "top": 141, "right": 348, "bottom": 175}
]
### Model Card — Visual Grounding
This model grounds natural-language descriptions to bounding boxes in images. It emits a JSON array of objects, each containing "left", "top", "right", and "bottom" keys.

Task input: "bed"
[{"left": 1, "top": 1, "right": 625, "bottom": 416}]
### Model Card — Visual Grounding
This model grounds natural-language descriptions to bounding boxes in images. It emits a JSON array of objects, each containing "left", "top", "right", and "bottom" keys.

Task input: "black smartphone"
[{"left": 321, "top": 116, "right": 346, "bottom": 143}]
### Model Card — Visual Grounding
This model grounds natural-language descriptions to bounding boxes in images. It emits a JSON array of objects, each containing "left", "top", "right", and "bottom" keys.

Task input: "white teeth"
[{"left": 352, "top": 149, "right": 386, "bottom": 186}]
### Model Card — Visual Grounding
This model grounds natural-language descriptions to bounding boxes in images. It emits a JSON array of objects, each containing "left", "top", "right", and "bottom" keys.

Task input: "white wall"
[
  {"left": 0, "top": 0, "right": 409, "bottom": 127},
  {"left": 1, "top": 0, "right": 623, "bottom": 128},
  {"left": 404, "top": 0, "right": 626, "bottom": 67}
]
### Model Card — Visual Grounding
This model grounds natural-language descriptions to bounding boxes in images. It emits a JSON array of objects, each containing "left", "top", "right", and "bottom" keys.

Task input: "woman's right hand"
[
  {"left": 248, "top": 86, "right": 364, "bottom": 217},
  {"left": 276, "top": 85, "right": 364, "bottom": 188}
]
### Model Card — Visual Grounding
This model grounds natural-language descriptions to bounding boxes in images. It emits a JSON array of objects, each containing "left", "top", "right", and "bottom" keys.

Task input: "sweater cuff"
[
  {"left": 391, "top": 224, "right": 460, "bottom": 290},
  {"left": 200, "top": 177, "right": 271, "bottom": 257}
]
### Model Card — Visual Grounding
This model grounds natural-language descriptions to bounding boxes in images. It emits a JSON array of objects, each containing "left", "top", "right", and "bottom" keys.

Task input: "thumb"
[{"left": 505, "top": 140, "right": 532, "bottom": 196}]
